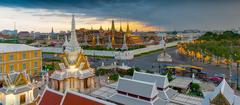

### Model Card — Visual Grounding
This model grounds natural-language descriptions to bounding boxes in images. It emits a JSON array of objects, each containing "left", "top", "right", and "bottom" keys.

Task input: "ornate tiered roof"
[
  {"left": 0, "top": 72, "right": 32, "bottom": 94},
  {"left": 109, "top": 77, "right": 168, "bottom": 105},
  {"left": 53, "top": 15, "right": 94, "bottom": 80},
  {"left": 132, "top": 71, "right": 169, "bottom": 89},
  {"left": 202, "top": 79, "right": 240, "bottom": 105}
]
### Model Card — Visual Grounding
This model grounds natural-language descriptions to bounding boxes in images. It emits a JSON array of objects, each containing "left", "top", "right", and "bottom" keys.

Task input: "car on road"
[{"left": 213, "top": 73, "right": 226, "bottom": 79}]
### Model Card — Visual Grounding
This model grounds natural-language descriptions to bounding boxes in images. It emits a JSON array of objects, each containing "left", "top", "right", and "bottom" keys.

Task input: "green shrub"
[{"left": 109, "top": 73, "right": 119, "bottom": 81}]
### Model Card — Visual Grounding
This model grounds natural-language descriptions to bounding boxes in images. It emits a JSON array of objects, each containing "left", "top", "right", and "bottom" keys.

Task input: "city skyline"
[{"left": 1, "top": 0, "right": 240, "bottom": 32}]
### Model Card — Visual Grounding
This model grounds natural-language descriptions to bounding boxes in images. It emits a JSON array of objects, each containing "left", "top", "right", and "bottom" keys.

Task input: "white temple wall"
[
  {"left": 4, "top": 94, "right": 15, "bottom": 105},
  {"left": 2, "top": 90, "right": 34, "bottom": 105},
  {"left": 40, "top": 41, "right": 181, "bottom": 60}
]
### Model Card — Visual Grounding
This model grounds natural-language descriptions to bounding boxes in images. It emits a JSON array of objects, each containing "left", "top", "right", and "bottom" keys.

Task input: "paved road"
[
  {"left": 89, "top": 47, "right": 239, "bottom": 83},
  {"left": 43, "top": 47, "right": 239, "bottom": 83}
]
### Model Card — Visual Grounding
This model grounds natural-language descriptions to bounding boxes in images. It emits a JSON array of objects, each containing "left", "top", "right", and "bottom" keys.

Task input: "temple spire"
[
  {"left": 126, "top": 22, "right": 130, "bottom": 34},
  {"left": 120, "top": 20, "right": 123, "bottom": 32},
  {"left": 68, "top": 15, "right": 80, "bottom": 51},
  {"left": 111, "top": 20, "right": 115, "bottom": 31},
  {"left": 111, "top": 20, "right": 115, "bottom": 45},
  {"left": 63, "top": 35, "right": 69, "bottom": 50},
  {"left": 99, "top": 26, "right": 103, "bottom": 31}
]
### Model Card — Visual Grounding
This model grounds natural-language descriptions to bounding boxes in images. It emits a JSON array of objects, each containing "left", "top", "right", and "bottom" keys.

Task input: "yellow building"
[{"left": 0, "top": 44, "right": 42, "bottom": 76}]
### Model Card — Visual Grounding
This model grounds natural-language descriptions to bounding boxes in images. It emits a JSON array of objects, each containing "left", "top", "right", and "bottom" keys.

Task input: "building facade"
[{"left": 0, "top": 44, "right": 42, "bottom": 76}]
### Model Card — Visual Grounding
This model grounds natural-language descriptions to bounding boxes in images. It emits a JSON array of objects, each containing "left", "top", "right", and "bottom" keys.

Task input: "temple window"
[
  {"left": 117, "top": 90, "right": 127, "bottom": 95},
  {"left": 139, "top": 96, "right": 151, "bottom": 101},
  {"left": 128, "top": 93, "right": 138, "bottom": 98}
]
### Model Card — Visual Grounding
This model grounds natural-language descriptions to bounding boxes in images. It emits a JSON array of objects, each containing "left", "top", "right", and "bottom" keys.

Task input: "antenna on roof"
[{"left": 14, "top": 22, "right": 16, "bottom": 30}]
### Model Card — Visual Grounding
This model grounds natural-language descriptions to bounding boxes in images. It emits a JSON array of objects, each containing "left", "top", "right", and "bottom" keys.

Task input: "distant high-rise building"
[{"left": 51, "top": 27, "right": 54, "bottom": 36}]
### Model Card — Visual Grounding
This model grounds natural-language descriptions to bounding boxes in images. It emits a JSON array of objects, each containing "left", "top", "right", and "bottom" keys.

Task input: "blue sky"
[{"left": 0, "top": 0, "right": 240, "bottom": 32}]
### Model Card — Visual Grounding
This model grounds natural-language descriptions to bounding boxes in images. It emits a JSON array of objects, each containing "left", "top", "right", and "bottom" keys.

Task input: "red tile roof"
[
  {"left": 38, "top": 88, "right": 63, "bottom": 105},
  {"left": 38, "top": 88, "right": 115, "bottom": 105},
  {"left": 61, "top": 91, "right": 105, "bottom": 105}
]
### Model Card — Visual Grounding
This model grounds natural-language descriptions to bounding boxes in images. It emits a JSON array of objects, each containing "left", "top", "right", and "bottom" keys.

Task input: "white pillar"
[
  {"left": 65, "top": 79, "right": 70, "bottom": 90},
  {"left": 91, "top": 77, "right": 95, "bottom": 88},
  {"left": 59, "top": 81, "right": 63, "bottom": 92},
  {"left": 79, "top": 79, "right": 84, "bottom": 92},
  {"left": 51, "top": 79, "right": 55, "bottom": 90},
  {"left": 74, "top": 78, "right": 79, "bottom": 91}
]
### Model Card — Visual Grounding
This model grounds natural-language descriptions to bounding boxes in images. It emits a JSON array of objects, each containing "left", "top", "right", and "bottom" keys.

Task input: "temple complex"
[
  {"left": 125, "top": 23, "right": 143, "bottom": 46},
  {"left": 75, "top": 20, "right": 144, "bottom": 49},
  {"left": 50, "top": 15, "right": 95, "bottom": 93}
]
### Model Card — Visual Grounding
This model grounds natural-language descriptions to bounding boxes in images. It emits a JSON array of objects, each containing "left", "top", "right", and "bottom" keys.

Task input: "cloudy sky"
[{"left": 0, "top": 0, "right": 240, "bottom": 32}]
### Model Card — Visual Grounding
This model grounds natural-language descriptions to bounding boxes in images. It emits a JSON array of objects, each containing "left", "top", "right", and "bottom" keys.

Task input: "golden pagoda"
[
  {"left": 111, "top": 20, "right": 116, "bottom": 45},
  {"left": 125, "top": 23, "right": 143, "bottom": 45}
]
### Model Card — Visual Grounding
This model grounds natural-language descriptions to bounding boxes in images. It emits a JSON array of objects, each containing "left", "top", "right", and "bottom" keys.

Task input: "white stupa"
[
  {"left": 107, "top": 34, "right": 113, "bottom": 49},
  {"left": 157, "top": 34, "right": 172, "bottom": 62},
  {"left": 121, "top": 34, "right": 128, "bottom": 50}
]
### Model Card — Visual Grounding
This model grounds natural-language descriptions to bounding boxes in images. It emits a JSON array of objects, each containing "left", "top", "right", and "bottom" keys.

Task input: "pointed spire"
[
  {"left": 68, "top": 15, "right": 80, "bottom": 51},
  {"left": 99, "top": 26, "right": 103, "bottom": 31},
  {"left": 51, "top": 27, "right": 54, "bottom": 35},
  {"left": 126, "top": 22, "right": 130, "bottom": 34},
  {"left": 63, "top": 35, "right": 69, "bottom": 46},
  {"left": 111, "top": 20, "right": 115, "bottom": 45},
  {"left": 111, "top": 20, "right": 115, "bottom": 31},
  {"left": 51, "top": 27, "right": 54, "bottom": 40},
  {"left": 120, "top": 20, "right": 123, "bottom": 32}
]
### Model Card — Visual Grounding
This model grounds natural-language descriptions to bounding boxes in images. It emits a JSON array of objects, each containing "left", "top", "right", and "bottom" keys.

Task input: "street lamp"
[{"left": 237, "top": 60, "right": 240, "bottom": 89}]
